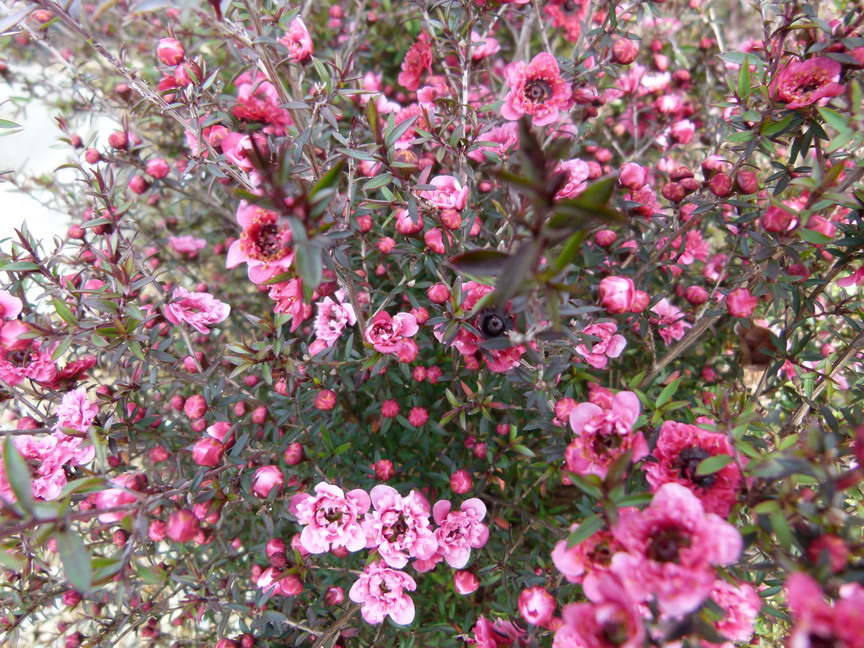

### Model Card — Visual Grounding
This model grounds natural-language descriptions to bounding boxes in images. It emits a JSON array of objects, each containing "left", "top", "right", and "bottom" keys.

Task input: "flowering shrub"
[{"left": 1, "top": 0, "right": 864, "bottom": 646}]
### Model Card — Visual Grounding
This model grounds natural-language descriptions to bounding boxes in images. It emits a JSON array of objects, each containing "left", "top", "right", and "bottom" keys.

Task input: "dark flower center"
[
  {"left": 254, "top": 223, "right": 283, "bottom": 258},
  {"left": 647, "top": 526, "right": 690, "bottom": 563},
  {"left": 524, "top": 79, "right": 552, "bottom": 104},
  {"left": 808, "top": 632, "right": 841, "bottom": 648},
  {"left": 477, "top": 309, "right": 509, "bottom": 338},
  {"left": 383, "top": 514, "right": 409, "bottom": 542},
  {"left": 601, "top": 619, "right": 630, "bottom": 647},
  {"left": 323, "top": 507, "right": 343, "bottom": 523},
  {"left": 562, "top": 0, "right": 579, "bottom": 14},
  {"left": 676, "top": 446, "right": 714, "bottom": 489},
  {"left": 7, "top": 349, "right": 29, "bottom": 366}
]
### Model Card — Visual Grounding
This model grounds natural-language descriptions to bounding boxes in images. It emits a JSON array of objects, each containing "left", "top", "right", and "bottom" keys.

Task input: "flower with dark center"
[
  {"left": 476, "top": 308, "right": 510, "bottom": 339},
  {"left": 561, "top": 0, "right": 580, "bottom": 14},
  {"left": 676, "top": 446, "right": 715, "bottom": 489},
  {"left": 524, "top": 78, "right": 552, "bottom": 104},
  {"left": 647, "top": 526, "right": 691, "bottom": 563}
]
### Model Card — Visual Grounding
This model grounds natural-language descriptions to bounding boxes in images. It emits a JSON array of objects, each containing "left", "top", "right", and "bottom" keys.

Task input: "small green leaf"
[
  {"left": 448, "top": 250, "right": 511, "bottom": 276},
  {"left": 738, "top": 55, "right": 751, "bottom": 100},
  {"left": 655, "top": 378, "right": 680, "bottom": 408},
  {"left": 695, "top": 454, "right": 734, "bottom": 476},
  {"left": 3, "top": 437, "right": 34, "bottom": 513},
  {"left": 57, "top": 529, "right": 93, "bottom": 592},
  {"left": 567, "top": 514, "right": 604, "bottom": 547},
  {"left": 52, "top": 298, "right": 78, "bottom": 326}
]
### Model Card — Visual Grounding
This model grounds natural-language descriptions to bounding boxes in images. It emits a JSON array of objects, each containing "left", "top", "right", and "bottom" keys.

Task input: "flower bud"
[
  {"left": 325, "top": 586, "right": 345, "bottom": 605},
  {"left": 453, "top": 570, "right": 480, "bottom": 595},
  {"left": 618, "top": 162, "right": 647, "bottom": 190},
  {"left": 611, "top": 37, "right": 639, "bottom": 65},
  {"left": 708, "top": 172, "right": 732, "bottom": 197},
  {"left": 107, "top": 131, "right": 128, "bottom": 150},
  {"left": 157, "top": 38, "right": 185, "bottom": 66},
  {"left": 684, "top": 285, "right": 708, "bottom": 305},
  {"left": 252, "top": 466, "right": 283, "bottom": 498},
  {"left": 145, "top": 158, "right": 170, "bottom": 179},
  {"left": 598, "top": 276, "right": 636, "bottom": 314},
  {"left": 661, "top": 181, "right": 686, "bottom": 203},
  {"left": 284, "top": 442, "right": 304, "bottom": 465},
  {"left": 426, "top": 283, "right": 451, "bottom": 304},
  {"left": 314, "top": 389, "right": 336, "bottom": 411},
  {"left": 735, "top": 170, "right": 758, "bottom": 194},
  {"left": 373, "top": 459, "right": 395, "bottom": 481},
  {"left": 192, "top": 437, "right": 224, "bottom": 467},
  {"left": 450, "top": 469, "right": 472, "bottom": 494},
  {"left": 184, "top": 394, "right": 207, "bottom": 420},
  {"left": 167, "top": 510, "right": 200, "bottom": 543},
  {"left": 518, "top": 586, "right": 556, "bottom": 627}
]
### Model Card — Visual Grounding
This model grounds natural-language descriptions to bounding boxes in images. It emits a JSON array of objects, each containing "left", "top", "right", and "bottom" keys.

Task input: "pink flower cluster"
[{"left": 291, "top": 482, "right": 488, "bottom": 625}]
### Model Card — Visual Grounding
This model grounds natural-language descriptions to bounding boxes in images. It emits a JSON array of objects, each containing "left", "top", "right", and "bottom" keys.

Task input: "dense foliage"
[{"left": 1, "top": 0, "right": 864, "bottom": 646}]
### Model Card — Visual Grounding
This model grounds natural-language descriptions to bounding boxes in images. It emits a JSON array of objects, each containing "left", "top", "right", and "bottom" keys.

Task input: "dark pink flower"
[
  {"left": 773, "top": 57, "right": 844, "bottom": 109},
  {"left": 609, "top": 482, "right": 742, "bottom": 616},
  {"left": 471, "top": 616, "right": 526, "bottom": 647},
  {"left": 554, "top": 574, "right": 644, "bottom": 648},
  {"left": 362, "top": 485, "right": 437, "bottom": 568},
  {"left": 163, "top": 286, "right": 230, "bottom": 334},
  {"left": 290, "top": 482, "right": 371, "bottom": 554},
  {"left": 786, "top": 573, "right": 864, "bottom": 648},
  {"left": 552, "top": 525, "right": 623, "bottom": 584},
  {"left": 226, "top": 202, "right": 294, "bottom": 284},
  {"left": 268, "top": 279, "right": 312, "bottom": 332},
  {"left": 650, "top": 298, "right": 691, "bottom": 345},
  {"left": 544, "top": 0, "right": 590, "bottom": 42},
  {"left": 502, "top": 53, "right": 573, "bottom": 127},
  {"left": 398, "top": 30, "right": 432, "bottom": 91},
  {"left": 231, "top": 71, "right": 292, "bottom": 133},
  {"left": 279, "top": 17, "right": 313, "bottom": 63},
  {"left": 704, "top": 579, "right": 762, "bottom": 647},
  {"left": 643, "top": 420, "right": 743, "bottom": 517},
  {"left": 365, "top": 311, "right": 419, "bottom": 357},
  {"left": 349, "top": 561, "right": 417, "bottom": 625},
  {"left": 726, "top": 288, "right": 758, "bottom": 318}
]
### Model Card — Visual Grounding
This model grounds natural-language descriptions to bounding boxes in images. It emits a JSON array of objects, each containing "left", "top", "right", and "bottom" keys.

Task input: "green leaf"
[
  {"left": 448, "top": 250, "right": 511, "bottom": 276},
  {"left": 57, "top": 529, "right": 93, "bottom": 592},
  {"left": 768, "top": 510, "right": 792, "bottom": 551},
  {"left": 797, "top": 228, "right": 833, "bottom": 245},
  {"left": 567, "top": 514, "right": 604, "bottom": 547},
  {"left": 3, "top": 437, "right": 33, "bottom": 513},
  {"left": 52, "top": 298, "right": 78, "bottom": 326},
  {"left": 738, "top": 55, "right": 752, "bottom": 100},
  {"left": 492, "top": 240, "right": 541, "bottom": 306},
  {"left": 655, "top": 378, "right": 680, "bottom": 408},
  {"left": 695, "top": 454, "right": 734, "bottom": 476}
]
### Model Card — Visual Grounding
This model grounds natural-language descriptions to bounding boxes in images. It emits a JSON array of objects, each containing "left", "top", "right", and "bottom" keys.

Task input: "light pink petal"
[
  {"left": 388, "top": 595, "right": 415, "bottom": 625},
  {"left": 569, "top": 402, "right": 603, "bottom": 435},
  {"left": 611, "top": 391, "right": 641, "bottom": 426},
  {"left": 433, "top": 499, "right": 452, "bottom": 525},
  {"left": 0, "top": 291, "right": 23, "bottom": 319},
  {"left": 606, "top": 335, "right": 627, "bottom": 358},
  {"left": 461, "top": 498, "right": 486, "bottom": 520},
  {"left": 347, "top": 488, "right": 371, "bottom": 513},
  {"left": 444, "top": 546, "right": 472, "bottom": 569},
  {"left": 225, "top": 240, "right": 245, "bottom": 268},
  {"left": 370, "top": 484, "right": 399, "bottom": 510}
]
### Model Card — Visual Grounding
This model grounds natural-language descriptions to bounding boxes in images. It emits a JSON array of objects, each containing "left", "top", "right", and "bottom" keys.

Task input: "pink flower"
[
  {"left": 0, "top": 289, "right": 23, "bottom": 319},
  {"left": 609, "top": 483, "right": 742, "bottom": 616},
  {"left": 471, "top": 31, "right": 501, "bottom": 60},
  {"left": 220, "top": 132, "right": 268, "bottom": 173},
  {"left": 290, "top": 482, "right": 371, "bottom": 554},
  {"left": 552, "top": 525, "right": 623, "bottom": 584},
  {"left": 156, "top": 38, "right": 185, "bottom": 66},
  {"left": 838, "top": 266, "right": 864, "bottom": 288},
  {"left": 252, "top": 465, "right": 284, "bottom": 498},
  {"left": 518, "top": 586, "right": 556, "bottom": 627},
  {"left": 471, "top": 616, "right": 526, "bottom": 647},
  {"left": 94, "top": 473, "right": 143, "bottom": 523},
  {"left": 269, "top": 279, "right": 312, "bottom": 332},
  {"left": 362, "top": 485, "right": 438, "bottom": 568},
  {"left": 726, "top": 288, "right": 758, "bottom": 318},
  {"left": 163, "top": 286, "right": 230, "bottom": 334},
  {"left": 429, "top": 498, "right": 489, "bottom": 568},
  {"left": 279, "top": 17, "right": 313, "bottom": 62},
  {"left": 553, "top": 159, "right": 590, "bottom": 200},
  {"left": 419, "top": 175, "right": 469, "bottom": 211},
  {"left": 554, "top": 574, "right": 644, "bottom": 648},
  {"left": 0, "top": 432, "right": 93, "bottom": 502},
  {"left": 365, "top": 311, "right": 419, "bottom": 357},
  {"left": 231, "top": 71, "right": 292, "bottom": 133},
  {"left": 773, "top": 57, "right": 844, "bottom": 109},
  {"left": 257, "top": 568, "right": 303, "bottom": 597},
  {"left": 349, "top": 561, "right": 417, "bottom": 625},
  {"left": 168, "top": 235, "right": 207, "bottom": 257},
  {"left": 544, "top": 0, "right": 590, "bottom": 42},
  {"left": 705, "top": 579, "right": 762, "bottom": 646},
  {"left": 643, "top": 420, "right": 743, "bottom": 517},
  {"left": 192, "top": 437, "right": 224, "bottom": 466},
  {"left": 398, "top": 30, "right": 432, "bottom": 91},
  {"left": 467, "top": 123, "right": 519, "bottom": 163},
  {"left": 501, "top": 53, "right": 574, "bottom": 127},
  {"left": 598, "top": 276, "right": 636, "bottom": 314},
  {"left": 650, "top": 298, "right": 691, "bottom": 345},
  {"left": 226, "top": 202, "right": 294, "bottom": 284},
  {"left": 454, "top": 570, "right": 480, "bottom": 594},
  {"left": 565, "top": 391, "right": 647, "bottom": 479},
  {"left": 54, "top": 387, "right": 98, "bottom": 434},
  {"left": 0, "top": 343, "right": 57, "bottom": 387},
  {"left": 786, "top": 572, "right": 864, "bottom": 648},
  {"left": 575, "top": 322, "right": 627, "bottom": 369},
  {"left": 314, "top": 293, "right": 357, "bottom": 347}
]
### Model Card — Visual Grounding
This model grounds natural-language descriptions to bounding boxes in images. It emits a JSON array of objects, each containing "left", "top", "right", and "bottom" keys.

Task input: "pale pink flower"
[
  {"left": 226, "top": 202, "right": 294, "bottom": 284},
  {"left": 365, "top": 311, "right": 419, "bottom": 358},
  {"left": 398, "top": 30, "right": 432, "bottom": 91},
  {"left": 54, "top": 387, "right": 98, "bottom": 434},
  {"left": 362, "top": 485, "right": 438, "bottom": 568},
  {"left": 0, "top": 290, "right": 22, "bottom": 320},
  {"left": 232, "top": 71, "right": 292, "bottom": 133},
  {"left": 467, "top": 123, "right": 519, "bottom": 163},
  {"left": 163, "top": 286, "right": 230, "bottom": 334},
  {"left": 279, "top": 17, "right": 313, "bottom": 62},
  {"left": 220, "top": 132, "right": 268, "bottom": 173},
  {"left": 705, "top": 579, "right": 762, "bottom": 647},
  {"left": 0, "top": 343, "right": 57, "bottom": 387},
  {"left": 565, "top": 390, "right": 647, "bottom": 479},
  {"left": 838, "top": 266, "right": 864, "bottom": 288},
  {"left": 502, "top": 53, "right": 573, "bottom": 126},
  {"left": 0, "top": 434, "right": 92, "bottom": 502},
  {"left": 419, "top": 175, "right": 469, "bottom": 211},
  {"left": 471, "top": 31, "right": 501, "bottom": 60},
  {"left": 269, "top": 279, "right": 312, "bottom": 332},
  {"left": 650, "top": 298, "right": 691, "bottom": 345},
  {"left": 726, "top": 288, "right": 758, "bottom": 318},
  {"left": 290, "top": 482, "right": 371, "bottom": 554},
  {"left": 168, "top": 235, "right": 207, "bottom": 257},
  {"left": 609, "top": 483, "right": 742, "bottom": 616},
  {"left": 518, "top": 586, "right": 556, "bottom": 627},
  {"left": 553, "top": 159, "right": 590, "bottom": 200},
  {"left": 575, "top": 322, "right": 626, "bottom": 369},
  {"left": 349, "top": 561, "right": 417, "bottom": 625},
  {"left": 314, "top": 293, "right": 357, "bottom": 347},
  {"left": 428, "top": 498, "right": 489, "bottom": 568}
]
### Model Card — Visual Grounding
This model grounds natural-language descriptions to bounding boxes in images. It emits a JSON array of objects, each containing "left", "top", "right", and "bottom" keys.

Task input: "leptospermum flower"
[
  {"left": 552, "top": 525, "right": 623, "bottom": 584},
  {"left": 418, "top": 175, "right": 469, "bottom": 211},
  {"left": 313, "top": 292, "right": 357, "bottom": 348},
  {"left": 226, "top": 202, "right": 294, "bottom": 284},
  {"left": 565, "top": 390, "right": 648, "bottom": 480},
  {"left": 608, "top": 482, "right": 742, "bottom": 616},
  {"left": 575, "top": 322, "right": 626, "bottom": 369},
  {"left": 544, "top": 0, "right": 591, "bottom": 42},
  {"left": 785, "top": 572, "right": 864, "bottom": 648},
  {"left": 772, "top": 57, "right": 844, "bottom": 110},
  {"left": 424, "top": 498, "right": 489, "bottom": 569},
  {"left": 553, "top": 159, "right": 590, "bottom": 200},
  {"left": 279, "top": 17, "right": 313, "bottom": 63},
  {"left": 349, "top": 561, "right": 417, "bottom": 625},
  {"left": 650, "top": 298, "right": 691, "bottom": 345},
  {"left": 553, "top": 574, "right": 645, "bottom": 648},
  {"left": 362, "top": 485, "right": 438, "bottom": 568},
  {"left": 365, "top": 311, "right": 419, "bottom": 361},
  {"left": 398, "top": 29, "right": 432, "bottom": 91},
  {"left": 54, "top": 387, "right": 99, "bottom": 434},
  {"left": 290, "top": 482, "right": 371, "bottom": 554},
  {"left": 163, "top": 286, "right": 230, "bottom": 334},
  {"left": 706, "top": 579, "right": 762, "bottom": 645},
  {"left": 501, "top": 52, "right": 573, "bottom": 127},
  {"left": 643, "top": 420, "right": 743, "bottom": 517}
]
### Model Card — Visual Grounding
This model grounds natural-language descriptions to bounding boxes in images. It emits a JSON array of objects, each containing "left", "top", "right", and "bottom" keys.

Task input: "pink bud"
[
  {"left": 630, "top": 290, "right": 650, "bottom": 313},
  {"left": 373, "top": 459, "right": 395, "bottom": 481},
  {"left": 314, "top": 389, "right": 336, "bottom": 411},
  {"left": 598, "top": 276, "right": 636, "bottom": 314},
  {"left": 266, "top": 538, "right": 287, "bottom": 557},
  {"left": 426, "top": 283, "right": 451, "bottom": 304},
  {"left": 611, "top": 37, "right": 639, "bottom": 64},
  {"left": 684, "top": 285, "right": 708, "bottom": 305},
  {"left": 149, "top": 445, "right": 170, "bottom": 463},
  {"left": 324, "top": 585, "right": 345, "bottom": 605},
  {"left": 174, "top": 60, "right": 201, "bottom": 87},
  {"left": 762, "top": 206, "right": 795, "bottom": 233},
  {"left": 708, "top": 172, "right": 732, "bottom": 197},
  {"left": 157, "top": 38, "right": 185, "bottom": 66},
  {"left": 145, "top": 158, "right": 170, "bottom": 179},
  {"left": 284, "top": 442, "right": 304, "bottom": 465},
  {"left": 252, "top": 466, "right": 283, "bottom": 498},
  {"left": 453, "top": 570, "right": 480, "bottom": 595},
  {"left": 726, "top": 288, "right": 758, "bottom": 318},
  {"left": 107, "top": 131, "right": 128, "bottom": 150},
  {"left": 252, "top": 406, "right": 268, "bottom": 423},
  {"left": 412, "top": 366, "right": 427, "bottom": 382},
  {"left": 426, "top": 366, "right": 442, "bottom": 383},
  {"left": 62, "top": 590, "right": 82, "bottom": 607},
  {"left": 192, "top": 437, "right": 224, "bottom": 467},
  {"left": 518, "top": 586, "right": 556, "bottom": 627},
  {"left": 408, "top": 406, "right": 428, "bottom": 427},
  {"left": 167, "top": 510, "right": 200, "bottom": 543},
  {"left": 594, "top": 229, "right": 618, "bottom": 247},
  {"left": 148, "top": 520, "right": 167, "bottom": 542},
  {"left": 450, "top": 469, "right": 473, "bottom": 494},
  {"left": 183, "top": 394, "right": 207, "bottom": 420},
  {"left": 618, "top": 162, "right": 647, "bottom": 190},
  {"left": 207, "top": 421, "right": 232, "bottom": 443},
  {"left": 661, "top": 181, "right": 686, "bottom": 203},
  {"left": 735, "top": 170, "right": 758, "bottom": 194},
  {"left": 128, "top": 175, "right": 149, "bottom": 195}
]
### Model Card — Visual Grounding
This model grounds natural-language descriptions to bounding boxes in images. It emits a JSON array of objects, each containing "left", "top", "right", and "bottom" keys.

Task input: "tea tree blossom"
[
  {"left": 279, "top": 17, "right": 313, "bottom": 63},
  {"left": 552, "top": 525, "right": 623, "bottom": 584},
  {"left": 349, "top": 561, "right": 417, "bottom": 625},
  {"left": 773, "top": 57, "right": 844, "bottom": 109},
  {"left": 365, "top": 311, "right": 419, "bottom": 360},
  {"left": 226, "top": 202, "right": 294, "bottom": 284},
  {"left": 362, "top": 485, "right": 437, "bottom": 568},
  {"left": 163, "top": 286, "right": 230, "bottom": 334},
  {"left": 290, "top": 482, "right": 371, "bottom": 554},
  {"left": 313, "top": 293, "right": 357, "bottom": 347},
  {"left": 501, "top": 52, "right": 574, "bottom": 126},
  {"left": 398, "top": 30, "right": 432, "bottom": 91},
  {"left": 650, "top": 298, "right": 691, "bottom": 345},
  {"left": 54, "top": 387, "right": 99, "bottom": 434},
  {"left": 575, "top": 322, "right": 627, "bottom": 369},
  {"left": 424, "top": 498, "right": 489, "bottom": 569},
  {"left": 553, "top": 574, "right": 644, "bottom": 648}
]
